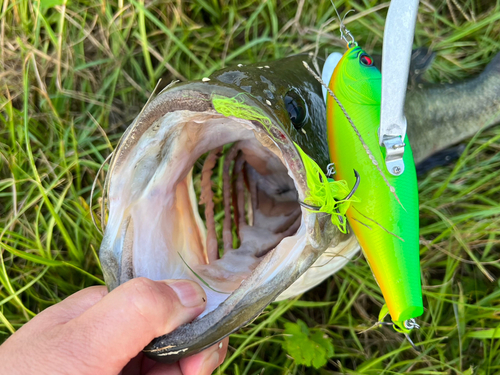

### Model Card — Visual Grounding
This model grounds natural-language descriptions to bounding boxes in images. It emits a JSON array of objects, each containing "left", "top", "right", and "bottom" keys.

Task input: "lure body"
[{"left": 326, "top": 45, "right": 423, "bottom": 325}]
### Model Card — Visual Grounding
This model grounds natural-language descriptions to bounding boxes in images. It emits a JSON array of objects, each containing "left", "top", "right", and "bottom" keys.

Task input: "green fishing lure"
[{"left": 325, "top": 44, "right": 423, "bottom": 330}]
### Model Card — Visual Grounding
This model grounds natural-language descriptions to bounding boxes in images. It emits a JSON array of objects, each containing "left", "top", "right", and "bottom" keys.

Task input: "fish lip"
[
  {"left": 143, "top": 212, "right": 345, "bottom": 363},
  {"left": 101, "top": 81, "right": 346, "bottom": 362}
]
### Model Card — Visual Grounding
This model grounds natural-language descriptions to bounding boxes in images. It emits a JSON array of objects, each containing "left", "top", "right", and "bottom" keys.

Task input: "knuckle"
[{"left": 124, "top": 278, "right": 176, "bottom": 321}]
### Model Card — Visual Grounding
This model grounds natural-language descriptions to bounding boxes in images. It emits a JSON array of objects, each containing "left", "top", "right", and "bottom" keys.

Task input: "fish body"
[
  {"left": 326, "top": 45, "right": 423, "bottom": 324},
  {"left": 99, "top": 51, "right": 500, "bottom": 362},
  {"left": 406, "top": 52, "right": 500, "bottom": 163}
]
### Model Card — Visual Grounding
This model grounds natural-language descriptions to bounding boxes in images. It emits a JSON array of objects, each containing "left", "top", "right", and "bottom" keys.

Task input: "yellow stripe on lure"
[{"left": 326, "top": 44, "right": 423, "bottom": 329}]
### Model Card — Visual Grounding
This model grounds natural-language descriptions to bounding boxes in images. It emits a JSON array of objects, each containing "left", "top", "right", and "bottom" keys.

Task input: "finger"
[
  {"left": 121, "top": 352, "right": 143, "bottom": 375},
  {"left": 123, "top": 353, "right": 177, "bottom": 375},
  {"left": 144, "top": 338, "right": 229, "bottom": 375},
  {"left": 61, "top": 278, "right": 206, "bottom": 375},
  {"left": 178, "top": 337, "right": 229, "bottom": 375},
  {"left": 144, "top": 362, "right": 182, "bottom": 375}
]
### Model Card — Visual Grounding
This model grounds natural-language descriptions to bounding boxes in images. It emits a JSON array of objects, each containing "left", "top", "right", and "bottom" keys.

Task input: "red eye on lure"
[{"left": 359, "top": 53, "right": 373, "bottom": 66}]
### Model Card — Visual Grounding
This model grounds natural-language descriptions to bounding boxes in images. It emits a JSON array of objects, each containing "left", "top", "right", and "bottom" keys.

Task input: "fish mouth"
[{"left": 100, "top": 82, "right": 355, "bottom": 362}]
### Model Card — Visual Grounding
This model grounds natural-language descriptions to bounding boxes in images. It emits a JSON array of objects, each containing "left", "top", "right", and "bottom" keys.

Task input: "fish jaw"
[
  {"left": 144, "top": 214, "right": 347, "bottom": 362},
  {"left": 99, "top": 82, "right": 352, "bottom": 362}
]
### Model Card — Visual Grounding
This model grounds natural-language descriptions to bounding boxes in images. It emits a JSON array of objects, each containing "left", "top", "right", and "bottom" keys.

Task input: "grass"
[{"left": 1, "top": 0, "right": 500, "bottom": 373}]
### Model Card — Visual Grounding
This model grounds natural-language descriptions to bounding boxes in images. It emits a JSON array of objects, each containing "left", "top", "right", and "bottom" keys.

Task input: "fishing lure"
[{"left": 312, "top": 14, "right": 424, "bottom": 334}]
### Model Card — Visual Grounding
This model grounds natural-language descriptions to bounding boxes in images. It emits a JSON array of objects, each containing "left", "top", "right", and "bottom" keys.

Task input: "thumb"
[{"left": 62, "top": 278, "right": 206, "bottom": 374}]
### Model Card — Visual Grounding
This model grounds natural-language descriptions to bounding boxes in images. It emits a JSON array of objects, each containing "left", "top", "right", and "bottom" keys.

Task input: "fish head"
[
  {"left": 99, "top": 55, "right": 358, "bottom": 363},
  {"left": 210, "top": 56, "right": 332, "bottom": 168},
  {"left": 331, "top": 45, "right": 381, "bottom": 105}
]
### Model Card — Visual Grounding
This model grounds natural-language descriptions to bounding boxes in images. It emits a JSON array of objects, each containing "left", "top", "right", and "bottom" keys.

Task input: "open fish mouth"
[{"left": 99, "top": 74, "right": 358, "bottom": 362}]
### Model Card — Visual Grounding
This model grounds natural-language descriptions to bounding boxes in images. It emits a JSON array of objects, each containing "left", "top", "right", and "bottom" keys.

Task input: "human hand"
[{"left": 0, "top": 278, "right": 228, "bottom": 375}]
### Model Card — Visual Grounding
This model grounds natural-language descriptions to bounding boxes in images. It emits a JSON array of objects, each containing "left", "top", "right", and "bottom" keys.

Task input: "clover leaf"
[{"left": 282, "top": 319, "right": 334, "bottom": 369}]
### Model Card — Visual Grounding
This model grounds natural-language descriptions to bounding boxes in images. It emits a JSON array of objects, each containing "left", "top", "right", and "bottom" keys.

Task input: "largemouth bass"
[{"left": 99, "top": 52, "right": 500, "bottom": 362}]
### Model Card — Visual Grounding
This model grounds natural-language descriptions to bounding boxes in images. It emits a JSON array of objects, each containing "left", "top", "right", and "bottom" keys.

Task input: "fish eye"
[
  {"left": 359, "top": 53, "right": 374, "bottom": 66},
  {"left": 284, "top": 92, "right": 307, "bottom": 130}
]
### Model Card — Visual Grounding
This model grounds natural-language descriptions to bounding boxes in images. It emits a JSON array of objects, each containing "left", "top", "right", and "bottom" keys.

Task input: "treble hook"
[
  {"left": 344, "top": 169, "right": 360, "bottom": 201},
  {"left": 299, "top": 169, "right": 361, "bottom": 225},
  {"left": 377, "top": 319, "right": 421, "bottom": 352},
  {"left": 404, "top": 333, "right": 421, "bottom": 352}
]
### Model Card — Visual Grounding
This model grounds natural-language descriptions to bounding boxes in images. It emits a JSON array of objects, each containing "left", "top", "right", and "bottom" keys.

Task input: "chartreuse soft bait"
[{"left": 326, "top": 44, "right": 423, "bottom": 330}]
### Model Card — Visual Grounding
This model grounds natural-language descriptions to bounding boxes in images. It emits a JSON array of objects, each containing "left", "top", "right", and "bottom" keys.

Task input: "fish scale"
[{"left": 326, "top": 45, "right": 423, "bottom": 325}]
